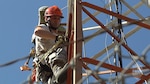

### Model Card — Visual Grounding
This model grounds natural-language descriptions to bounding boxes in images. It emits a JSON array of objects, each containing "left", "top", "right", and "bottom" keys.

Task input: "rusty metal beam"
[
  {"left": 66, "top": 0, "right": 74, "bottom": 84},
  {"left": 81, "top": 57, "right": 149, "bottom": 81},
  {"left": 81, "top": 3, "right": 150, "bottom": 69},
  {"left": 136, "top": 73, "right": 150, "bottom": 84},
  {"left": 81, "top": 2, "right": 150, "bottom": 30}
]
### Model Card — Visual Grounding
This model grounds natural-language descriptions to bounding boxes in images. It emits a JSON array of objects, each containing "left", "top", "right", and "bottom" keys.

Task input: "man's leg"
[
  {"left": 39, "top": 63, "right": 53, "bottom": 84},
  {"left": 48, "top": 48, "right": 67, "bottom": 84},
  {"left": 33, "top": 57, "right": 53, "bottom": 84}
]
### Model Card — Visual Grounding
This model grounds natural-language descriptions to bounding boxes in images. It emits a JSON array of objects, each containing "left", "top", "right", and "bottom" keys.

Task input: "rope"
[
  {"left": 35, "top": 38, "right": 64, "bottom": 67},
  {"left": 0, "top": 55, "right": 30, "bottom": 67}
]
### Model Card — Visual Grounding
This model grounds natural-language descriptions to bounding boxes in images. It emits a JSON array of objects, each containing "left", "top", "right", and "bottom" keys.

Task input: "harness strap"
[{"left": 35, "top": 39, "right": 64, "bottom": 68}]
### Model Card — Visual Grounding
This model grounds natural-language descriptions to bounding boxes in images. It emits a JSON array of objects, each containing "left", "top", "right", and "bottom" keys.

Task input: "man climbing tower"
[{"left": 32, "top": 5, "right": 67, "bottom": 84}]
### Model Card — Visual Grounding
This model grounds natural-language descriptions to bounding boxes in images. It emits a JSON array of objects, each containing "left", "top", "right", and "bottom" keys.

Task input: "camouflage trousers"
[{"left": 33, "top": 48, "right": 67, "bottom": 84}]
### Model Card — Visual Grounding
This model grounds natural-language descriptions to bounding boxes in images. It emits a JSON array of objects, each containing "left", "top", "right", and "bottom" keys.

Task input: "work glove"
[
  {"left": 55, "top": 35, "right": 65, "bottom": 42},
  {"left": 55, "top": 35, "right": 68, "bottom": 47}
]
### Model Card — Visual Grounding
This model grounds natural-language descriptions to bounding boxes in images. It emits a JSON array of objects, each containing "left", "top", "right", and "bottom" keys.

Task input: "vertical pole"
[
  {"left": 115, "top": 1, "right": 124, "bottom": 83},
  {"left": 66, "top": 0, "right": 74, "bottom": 84},
  {"left": 73, "top": 0, "right": 83, "bottom": 84}
]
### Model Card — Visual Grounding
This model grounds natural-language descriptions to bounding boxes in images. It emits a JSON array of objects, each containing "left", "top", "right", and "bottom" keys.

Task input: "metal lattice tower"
[{"left": 66, "top": 0, "right": 150, "bottom": 84}]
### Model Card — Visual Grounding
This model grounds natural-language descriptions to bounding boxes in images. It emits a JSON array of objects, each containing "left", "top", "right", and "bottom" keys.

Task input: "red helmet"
[{"left": 45, "top": 5, "right": 64, "bottom": 18}]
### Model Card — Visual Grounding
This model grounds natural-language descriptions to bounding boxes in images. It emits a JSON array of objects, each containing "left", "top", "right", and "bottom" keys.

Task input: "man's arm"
[{"left": 34, "top": 26, "right": 57, "bottom": 40}]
